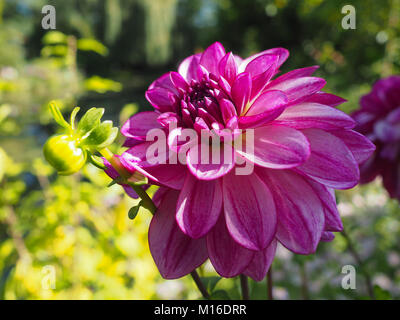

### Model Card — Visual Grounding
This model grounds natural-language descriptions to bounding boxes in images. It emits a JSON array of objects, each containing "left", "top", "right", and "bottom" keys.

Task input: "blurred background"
[{"left": 0, "top": 0, "right": 399, "bottom": 299}]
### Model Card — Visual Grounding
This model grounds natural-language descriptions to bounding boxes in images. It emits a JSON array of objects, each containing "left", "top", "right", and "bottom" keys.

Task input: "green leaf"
[
  {"left": 128, "top": 203, "right": 141, "bottom": 220},
  {"left": 77, "top": 108, "right": 104, "bottom": 136},
  {"left": 82, "top": 121, "right": 117, "bottom": 148},
  {"left": 49, "top": 101, "right": 71, "bottom": 129},
  {"left": 70, "top": 107, "right": 80, "bottom": 130},
  {"left": 42, "top": 31, "right": 67, "bottom": 45},
  {"left": 374, "top": 285, "right": 391, "bottom": 300},
  {"left": 95, "top": 127, "right": 118, "bottom": 149},
  {"left": 201, "top": 277, "right": 222, "bottom": 294},
  {"left": 77, "top": 38, "right": 109, "bottom": 56},
  {"left": 89, "top": 154, "right": 107, "bottom": 170}
]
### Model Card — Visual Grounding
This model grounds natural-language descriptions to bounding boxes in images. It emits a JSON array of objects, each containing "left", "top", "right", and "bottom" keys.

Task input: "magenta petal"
[
  {"left": 207, "top": 215, "right": 255, "bottom": 278},
  {"left": 239, "top": 90, "right": 288, "bottom": 128},
  {"left": 223, "top": 171, "right": 277, "bottom": 251},
  {"left": 218, "top": 52, "right": 238, "bottom": 84},
  {"left": 178, "top": 53, "right": 201, "bottom": 82},
  {"left": 187, "top": 142, "right": 235, "bottom": 180},
  {"left": 331, "top": 130, "right": 376, "bottom": 165},
  {"left": 296, "top": 129, "right": 360, "bottom": 189},
  {"left": 249, "top": 60, "right": 279, "bottom": 101},
  {"left": 170, "top": 71, "right": 188, "bottom": 91},
  {"left": 220, "top": 98, "right": 238, "bottom": 125},
  {"left": 148, "top": 189, "right": 208, "bottom": 279},
  {"left": 236, "top": 125, "right": 310, "bottom": 169},
  {"left": 200, "top": 42, "right": 226, "bottom": 76},
  {"left": 245, "top": 53, "right": 279, "bottom": 78},
  {"left": 149, "top": 72, "right": 179, "bottom": 96},
  {"left": 244, "top": 239, "right": 277, "bottom": 282},
  {"left": 231, "top": 72, "right": 252, "bottom": 115},
  {"left": 305, "top": 92, "right": 347, "bottom": 107},
  {"left": 239, "top": 47, "right": 289, "bottom": 73},
  {"left": 267, "top": 76, "right": 326, "bottom": 105},
  {"left": 176, "top": 175, "right": 222, "bottom": 238},
  {"left": 121, "top": 111, "right": 162, "bottom": 139},
  {"left": 258, "top": 169, "right": 325, "bottom": 254},
  {"left": 274, "top": 102, "right": 356, "bottom": 130},
  {"left": 146, "top": 88, "right": 176, "bottom": 112},
  {"left": 306, "top": 181, "right": 343, "bottom": 232},
  {"left": 320, "top": 231, "right": 335, "bottom": 242}
]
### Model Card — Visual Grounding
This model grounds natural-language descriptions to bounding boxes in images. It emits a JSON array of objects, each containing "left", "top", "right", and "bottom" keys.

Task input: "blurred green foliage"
[{"left": 0, "top": 0, "right": 400, "bottom": 299}]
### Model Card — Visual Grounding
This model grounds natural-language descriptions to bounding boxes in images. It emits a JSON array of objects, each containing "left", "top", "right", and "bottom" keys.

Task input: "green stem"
[
  {"left": 240, "top": 275, "right": 249, "bottom": 300},
  {"left": 341, "top": 229, "right": 375, "bottom": 299},
  {"left": 267, "top": 268, "right": 273, "bottom": 300},
  {"left": 190, "top": 270, "right": 210, "bottom": 300}
]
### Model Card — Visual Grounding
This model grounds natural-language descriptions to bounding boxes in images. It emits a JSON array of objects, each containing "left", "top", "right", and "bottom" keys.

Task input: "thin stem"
[
  {"left": 300, "top": 262, "right": 309, "bottom": 300},
  {"left": 99, "top": 148, "right": 157, "bottom": 214},
  {"left": 266, "top": 268, "right": 273, "bottom": 300},
  {"left": 341, "top": 229, "right": 375, "bottom": 299},
  {"left": 190, "top": 270, "right": 210, "bottom": 299},
  {"left": 240, "top": 274, "right": 249, "bottom": 300}
]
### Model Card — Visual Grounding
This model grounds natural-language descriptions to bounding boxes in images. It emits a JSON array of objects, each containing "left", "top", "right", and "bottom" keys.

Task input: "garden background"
[{"left": 0, "top": 0, "right": 399, "bottom": 299}]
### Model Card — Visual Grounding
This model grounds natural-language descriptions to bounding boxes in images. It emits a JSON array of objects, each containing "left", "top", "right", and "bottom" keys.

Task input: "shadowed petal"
[
  {"left": 331, "top": 130, "right": 376, "bottom": 165},
  {"left": 258, "top": 168, "right": 325, "bottom": 255},
  {"left": 176, "top": 175, "right": 222, "bottom": 238},
  {"left": 296, "top": 129, "right": 360, "bottom": 189},
  {"left": 149, "top": 189, "right": 208, "bottom": 279},
  {"left": 207, "top": 215, "right": 255, "bottom": 278},
  {"left": 244, "top": 239, "right": 277, "bottom": 282},
  {"left": 223, "top": 171, "right": 277, "bottom": 251}
]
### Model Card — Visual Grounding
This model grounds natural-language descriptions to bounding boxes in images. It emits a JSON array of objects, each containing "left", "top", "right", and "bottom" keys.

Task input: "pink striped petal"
[
  {"left": 207, "top": 215, "right": 255, "bottom": 278},
  {"left": 146, "top": 88, "right": 176, "bottom": 112},
  {"left": 149, "top": 72, "right": 179, "bottom": 96},
  {"left": 187, "top": 143, "right": 235, "bottom": 180},
  {"left": 121, "top": 111, "right": 162, "bottom": 140},
  {"left": 239, "top": 90, "right": 288, "bottom": 128},
  {"left": 331, "top": 130, "right": 376, "bottom": 165},
  {"left": 220, "top": 98, "right": 238, "bottom": 125},
  {"left": 296, "top": 129, "right": 360, "bottom": 189},
  {"left": 149, "top": 189, "right": 208, "bottom": 279},
  {"left": 267, "top": 76, "right": 326, "bottom": 105},
  {"left": 305, "top": 92, "right": 347, "bottom": 107},
  {"left": 178, "top": 53, "right": 201, "bottom": 82},
  {"left": 250, "top": 59, "right": 279, "bottom": 101},
  {"left": 223, "top": 171, "right": 277, "bottom": 251},
  {"left": 245, "top": 54, "right": 279, "bottom": 78},
  {"left": 200, "top": 42, "right": 226, "bottom": 76},
  {"left": 306, "top": 180, "right": 343, "bottom": 232},
  {"left": 236, "top": 125, "right": 310, "bottom": 169},
  {"left": 176, "top": 175, "right": 222, "bottom": 238},
  {"left": 258, "top": 169, "right": 325, "bottom": 254},
  {"left": 274, "top": 102, "right": 356, "bottom": 130},
  {"left": 218, "top": 52, "right": 238, "bottom": 84},
  {"left": 239, "top": 47, "right": 289, "bottom": 73},
  {"left": 244, "top": 239, "right": 277, "bottom": 282},
  {"left": 170, "top": 71, "right": 188, "bottom": 91},
  {"left": 231, "top": 73, "right": 252, "bottom": 115}
]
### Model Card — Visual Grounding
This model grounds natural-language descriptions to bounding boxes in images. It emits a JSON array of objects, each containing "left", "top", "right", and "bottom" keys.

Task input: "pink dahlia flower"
[
  {"left": 118, "top": 42, "right": 375, "bottom": 280},
  {"left": 352, "top": 76, "right": 400, "bottom": 199}
]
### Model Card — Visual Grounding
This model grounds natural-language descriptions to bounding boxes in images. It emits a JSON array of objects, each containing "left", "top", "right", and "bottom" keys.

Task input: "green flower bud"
[{"left": 43, "top": 134, "right": 87, "bottom": 175}]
